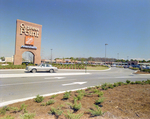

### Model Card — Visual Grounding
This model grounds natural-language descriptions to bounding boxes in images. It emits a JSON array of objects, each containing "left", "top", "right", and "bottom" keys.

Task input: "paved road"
[{"left": 0, "top": 68, "right": 149, "bottom": 106}]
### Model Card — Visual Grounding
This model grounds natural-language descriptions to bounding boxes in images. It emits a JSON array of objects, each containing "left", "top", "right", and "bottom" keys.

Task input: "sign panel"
[{"left": 25, "top": 36, "right": 34, "bottom": 45}]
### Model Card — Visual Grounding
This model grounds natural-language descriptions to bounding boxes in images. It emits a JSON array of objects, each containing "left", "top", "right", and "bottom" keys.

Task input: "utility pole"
[
  {"left": 51, "top": 49, "right": 52, "bottom": 64},
  {"left": 105, "top": 44, "right": 108, "bottom": 65}
]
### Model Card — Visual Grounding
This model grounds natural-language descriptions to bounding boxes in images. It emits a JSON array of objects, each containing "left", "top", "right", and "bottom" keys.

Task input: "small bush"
[
  {"left": 88, "top": 105, "right": 104, "bottom": 116},
  {"left": 34, "top": 95, "right": 44, "bottom": 103},
  {"left": 19, "top": 103, "right": 28, "bottom": 113},
  {"left": 11, "top": 107, "right": 19, "bottom": 113},
  {"left": 73, "top": 101, "right": 82, "bottom": 111},
  {"left": 46, "top": 100, "right": 55, "bottom": 106},
  {"left": 93, "top": 89, "right": 100, "bottom": 93},
  {"left": 126, "top": 80, "right": 130, "bottom": 84},
  {"left": 76, "top": 94, "right": 84, "bottom": 100},
  {"left": 97, "top": 91, "right": 104, "bottom": 97},
  {"left": 145, "top": 79, "right": 150, "bottom": 84},
  {"left": 48, "top": 107, "right": 63, "bottom": 117},
  {"left": 131, "top": 82, "right": 135, "bottom": 84},
  {"left": 0, "top": 107, "right": 6, "bottom": 115},
  {"left": 1, "top": 115, "right": 14, "bottom": 119},
  {"left": 117, "top": 82, "right": 123, "bottom": 86},
  {"left": 95, "top": 97, "right": 105, "bottom": 105},
  {"left": 41, "top": 103, "right": 46, "bottom": 106},
  {"left": 20, "top": 113, "right": 35, "bottom": 119},
  {"left": 51, "top": 94, "right": 58, "bottom": 99},
  {"left": 108, "top": 84, "right": 114, "bottom": 89},
  {"left": 63, "top": 92, "right": 71, "bottom": 99},
  {"left": 135, "top": 81, "right": 142, "bottom": 84},
  {"left": 96, "top": 85, "right": 101, "bottom": 88},
  {"left": 64, "top": 110, "right": 84, "bottom": 119},
  {"left": 113, "top": 83, "right": 118, "bottom": 87}
]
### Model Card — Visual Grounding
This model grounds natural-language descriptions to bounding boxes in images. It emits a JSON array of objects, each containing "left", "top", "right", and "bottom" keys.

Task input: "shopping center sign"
[{"left": 14, "top": 19, "right": 42, "bottom": 65}]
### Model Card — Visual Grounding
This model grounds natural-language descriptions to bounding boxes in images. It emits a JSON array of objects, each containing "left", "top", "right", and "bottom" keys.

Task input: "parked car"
[
  {"left": 123, "top": 65, "right": 129, "bottom": 68},
  {"left": 25, "top": 63, "right": 58, "bottom": 73},
  {"left": 146, "top": 66, "right": 150, "bottom": 69},
  {"left": 111, "top": 64, "right": 116, "bottom": 67}
]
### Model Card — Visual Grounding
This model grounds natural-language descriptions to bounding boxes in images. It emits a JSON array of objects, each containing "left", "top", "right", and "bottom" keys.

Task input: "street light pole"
[
  {"left": 105, "top": 44, "right": 108, "bottom": 65},
  {"left": 51, "top": 49, "right": 52, "bottom": 64}
]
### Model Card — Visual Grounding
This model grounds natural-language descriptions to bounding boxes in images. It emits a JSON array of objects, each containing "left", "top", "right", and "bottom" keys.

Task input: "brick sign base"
[{"left": 14, "top": 19, "right": 42, "bottom": 65}]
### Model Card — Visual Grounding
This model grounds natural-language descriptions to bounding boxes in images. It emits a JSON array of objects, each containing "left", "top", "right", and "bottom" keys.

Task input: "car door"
[
  {"left": 40, "top": 64, "right": 46, "bottom": 71},
  {"left": 45, "top": 64, "right": 51, "bottom": 71}
]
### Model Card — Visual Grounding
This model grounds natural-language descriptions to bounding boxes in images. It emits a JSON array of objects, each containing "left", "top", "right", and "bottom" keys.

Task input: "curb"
[{"left": 0, "top": 87, "right": 90, "bottom": 107}]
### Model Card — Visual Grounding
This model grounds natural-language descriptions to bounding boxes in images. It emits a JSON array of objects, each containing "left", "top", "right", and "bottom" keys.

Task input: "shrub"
[
  {"left": 51, "top": 94, "right": 58, "bottom": 99},
  {"left": 117, "top": 82, "right": 123, "bottom": 86},
  {"left": 97, "top": 91, "right": 104, "bottom": 97},
  {"left": 145, "top": 79, "right": 150, "bottom": 84},
  {"left": 113, "top": 83, "right": 118, "bottom": 87},
  {"left": 135, "top": 81, "right": 142, "bottom": 84},
  {"left": 34, "top": 95, "right": 44, "bottom": 103},
  {"left": 19, "top": 103, "right": 28, "bottom": 113},
  {"left": 46, "top": 99, "right": 55, "bottom": 106},
  {"left": 20, "top": 113, "right": 35, "bottom": 119},
  {"left": 130, "top": 82, "right": 135, "bottom": 84},
  {"left": 63, "top": 92, "right": 71, "bottom": 99},
  {"left": 108, "top": 84, "right": 114, "bottom": 89},
  {"left": 126, "top": 80, "right": 131, "bottom": 84},
  {"left": 0, "top": 107, "right": 6, "bottom": 115},
  {"left": 95, "top": 97, "right": 105, "bottom": 105},
  {"left": 41, "top": 103, "right": 46, "bottom": 106},
  {"left": 1, "top": 115, "right": 14, "bottom": 119},
  {"left": 48, "top": 107, "right": 63, "bottom": 117},
  {"left": 73, "top": 100, "right": 82, "bottom": 111},
  {"left": 64, "top": 110, "right": 84, "bottom": 119},
  {"left": 11, "top": 107, "right": 19, "bottom": 113},
  {"left": 96, "top": 85, "right": 101, "bottom": 88},
  {"left": 76, "top": 94, "right": 84, "bottom": 100},
  {"left": 88, "top": 105, "right": 104, "bottom": 116}
]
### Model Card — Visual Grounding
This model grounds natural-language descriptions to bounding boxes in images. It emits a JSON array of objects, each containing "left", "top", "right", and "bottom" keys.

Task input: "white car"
[{"left": 25, "top": 63, "right": 58, "bottom": 73}]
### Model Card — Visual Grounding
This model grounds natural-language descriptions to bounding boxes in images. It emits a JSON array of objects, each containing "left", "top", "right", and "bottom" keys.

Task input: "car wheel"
[
  {"left": 50, "top": 69, "right": 54, "bottom": 73},
  {"left": 32, "top": 69, "right": 36, "bottom": 73}
]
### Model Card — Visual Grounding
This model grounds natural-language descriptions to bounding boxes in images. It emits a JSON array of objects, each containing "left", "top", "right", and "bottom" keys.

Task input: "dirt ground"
[
  {"left": 135, "top": 71, "right": 150, "bottom": 74},
  {"left": 0, "top": 84, "right": 150, "bottom": 119}
]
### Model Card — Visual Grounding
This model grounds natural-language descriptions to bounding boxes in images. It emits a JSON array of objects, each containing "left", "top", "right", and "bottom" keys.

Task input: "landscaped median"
[
  {"left": 0, "top": 63, "right": 109, "bottom": 71},
  {"left": 0, "top": 79, "right": 150, "bottom": 119}
]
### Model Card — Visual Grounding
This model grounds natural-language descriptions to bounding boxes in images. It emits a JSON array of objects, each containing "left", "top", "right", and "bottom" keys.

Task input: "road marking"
[
  {"left": 0, "top": 79, "right": 76, "bottom": 87},
  {"left": 62, "top": 81, "right": 87, "bottom": 86},
  {"left": 0, "top": 73, "right": 90, "bottom": 78},
  {"left": 44, "top": 77, "right": 65, "bottom": 79}
]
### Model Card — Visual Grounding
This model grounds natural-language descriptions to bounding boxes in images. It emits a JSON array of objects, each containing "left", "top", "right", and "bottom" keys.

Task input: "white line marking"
[
  {"left": 44, "top": 77, "right": 65, "bottom": 79},
  {"left": 0, "top": 73, "right": 90, "bottom": 78},
  {"left": 62, "top": 82, "right": 87, "bottom": 86},
  {"left": 0, "top": 79, "right": 76, "bottom": 87}
]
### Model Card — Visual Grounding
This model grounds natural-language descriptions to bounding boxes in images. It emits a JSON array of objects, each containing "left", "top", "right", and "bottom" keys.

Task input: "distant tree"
[
  {"left": 88, "top": 57, "right": 93, "bottom": 61},
  {"left": 70, "top": 57, "right": 74, "bottom": 63},
  {"left": 0, "top": 57, "right": 5, "bottom": 61},
  {"left": 130, "top": 59, "right": 134, "bottom": 61},
  {"left": 142, "top": 60, "right": 146, "bottom": 63},
  {"left": 81, "top": 58, "right": 85, "bottom": 64}
]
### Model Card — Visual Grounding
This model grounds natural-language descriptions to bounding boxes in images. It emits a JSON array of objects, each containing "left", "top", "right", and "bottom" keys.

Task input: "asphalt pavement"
[{"left": 0, "top": 67, "right": 149, "bottom": 107}]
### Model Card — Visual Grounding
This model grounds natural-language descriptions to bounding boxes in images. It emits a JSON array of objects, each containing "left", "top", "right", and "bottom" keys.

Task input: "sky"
[{"left": 0, "top": 0, "right": 150, "bottom": 61}]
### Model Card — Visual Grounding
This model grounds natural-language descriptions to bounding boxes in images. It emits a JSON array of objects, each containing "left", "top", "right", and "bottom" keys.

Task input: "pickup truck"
[{"left": 25, "top": 63, "right": 58, "bottom": 73}]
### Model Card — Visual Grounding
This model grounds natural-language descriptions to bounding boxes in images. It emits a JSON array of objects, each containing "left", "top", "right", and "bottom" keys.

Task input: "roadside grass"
[
  {"left": 0, "top": 79, "right": 150, "bottom": 119},
  {"left": 86, "top": 66, "right": 109, "bottom": 70}
]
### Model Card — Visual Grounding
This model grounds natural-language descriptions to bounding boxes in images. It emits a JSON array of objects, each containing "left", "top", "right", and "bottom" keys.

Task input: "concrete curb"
[
  {"left": 0, "top": 87, "right": 90, "bottom": 107},
  {"left": 133, "top": 70, "right": 150, "bottom": 75}
]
